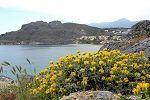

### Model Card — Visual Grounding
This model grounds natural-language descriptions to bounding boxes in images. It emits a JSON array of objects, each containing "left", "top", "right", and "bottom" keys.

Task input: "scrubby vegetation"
[
  {"left": 0, "top": 49, "right": 150, "bottom": 100},
  {"left": 28, "top": 49, "right": 150, "bottom": 99}
]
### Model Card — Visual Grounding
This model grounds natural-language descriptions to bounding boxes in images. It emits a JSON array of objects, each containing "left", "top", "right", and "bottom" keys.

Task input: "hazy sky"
[{"left": 0, "top": 0, "right": 150, "bottom": 34}]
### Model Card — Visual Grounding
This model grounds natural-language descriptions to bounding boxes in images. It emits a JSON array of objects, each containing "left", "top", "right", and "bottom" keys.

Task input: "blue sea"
[{"left": 0, "top": 44, "right": 102, "bottom": 79}]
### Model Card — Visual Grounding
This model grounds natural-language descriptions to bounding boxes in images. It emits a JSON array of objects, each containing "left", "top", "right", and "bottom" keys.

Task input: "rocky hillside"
[
  {"left": 131, "top": 20, "right": 150, "bottom": 37},
  {"left": 100, "top": 20, "right": 150, "bottom": 61},
  {"left": 0, "top": 21, "right": 104, "bottom": 45}
]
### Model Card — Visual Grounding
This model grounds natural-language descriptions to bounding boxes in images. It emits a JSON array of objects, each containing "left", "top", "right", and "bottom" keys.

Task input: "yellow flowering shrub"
[
  {"left": 132, "top": 82, "right": 149, "bottom": 94},
  {"left": 29, "top": 48, "right": 150, "bottom": 99}
]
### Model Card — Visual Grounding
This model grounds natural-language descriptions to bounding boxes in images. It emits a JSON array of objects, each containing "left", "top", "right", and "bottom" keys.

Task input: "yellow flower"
[
  {"left": 68, "top": 64, "right": 73, "bottom": 68},
  {"left": 123, "top": 67, "right": 127, "bottom": 70},
  {"left": 80, "top": 68, "right": 85, "bottom": 73},
  {"left": 121, "top": 70, "right": 129, "bottom": 75},
  {"left": 122, "top": 59, "right": 128, "bottom": 62},
  {"left": 132, "top": 88, "right": 139, "bottom": 94},
  {"left": 51, "top": 83, "right": 57, "bottom": 88},
  {"left": 133, "top": 63, "right": 140, "bottom": 69},
  {"left": 39, "top": 68, "right": 48, "bottom": 75},
  {"left": 91, "top": 61, "right": 96, "bottom": 66},
  {"left": 141, "top": 76, "right": 146, "bottom": 80},
  {"left": 32, "top": 89, "right": 39, "bottom": 94},
  {"left": 58, "top": 71, "right": 63, "bottom": 76},
  {"left": 59, "top": 57, "right": 64, "bottom": 62},
  {"left": 114, "top": 64, "right": 117, "bottom": 67},
  {"left": 123, "top": 78, "right": 129, "bottom": 83},
  {"left": 59, "top": 88, "right": 66, "bottom": 93},
  {"left": 101, "top": 76, "right": 105, "bottom": 80},
  {"left": 110, "top": 75, "right": 116, "bottom": 79},
  {"left": 141, "top": 70, "right": 146, "bottom": 74},
  {"left": 50, "top": 75, "right": 57, "bottom": 82},
  {"left": 45, "top": 74, "right": 51, "bottom": 79},
  {"left": 133, "top": 82, "right": 150, "bottom": 94},
  {"left": 134, "top": 72, "right": 141, "bottom": 78},
  {"left": 99, "top": 60, "right": 106, "bottom": 66},
  {"left": 107, "top": 59, "right": 112, "bottom": 63},
  {"left": 99, "top": 69, "right": 104, "bottom": 74},
  {"left": 82, "top": 52, "right": 87, "bottom": 55},
  {"left": 110, "top": 71, "right": 114, "bottom": 74},
  {"left": 116, "top": 80, "right": 123, "bottom": 84},
  {"left": 90, "top": 67, "right": 96, "bottom": 72},
  {"left": 65, "top": 78, "right": 70, "bottom": 82},
  {"left": 70, "top": 72, "right": 76, "bottom": 77},
  {"left": 103, "top": 48, "right": 108, "bottom": 51},
  {"left": 49, "top": 61, "right": 54, "bottom": 65},
  {"left": 107, "top": 77, "right": 113, "bottom": 81},
  {"left": 143, "top": 83, "right": 149, "bottom": 91},
  {"left": 84, "top": 61, "right": 89, "bottom": 65},
  {"left": 76, "top": 50, "right": 80, "bottom": 53},
  {"left": 111, "top": 66, "right": 118, "bottom": 71},
  {"left": 45, "top": 87, "right": 55, "bottom": 94},
  {"left": 74, "top": 59, "right": 80, "bottom": 63},
  {"left": 35, "top": 77, "right": 39, "bottom": 80},
  {"left": 81, "top": 77, "right": 88, "bottom": 85},
  {"left": 146, "top": 74, "right": 150, "bottom": 78}
]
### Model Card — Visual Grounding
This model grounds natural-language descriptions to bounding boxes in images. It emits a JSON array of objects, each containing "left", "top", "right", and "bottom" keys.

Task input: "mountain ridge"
[
  {"left": 89, "top": 18, "right": 138, "bottom": 28},
  {"left": 0, "top": 21, "right": 104, "bottom": 45}
]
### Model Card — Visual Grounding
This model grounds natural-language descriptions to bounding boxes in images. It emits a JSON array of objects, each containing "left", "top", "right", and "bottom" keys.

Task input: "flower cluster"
[
  {"left": 132, "top": 82, "right": 150, "bottom": 94},
  {"left": 29, "top": 48, "right": 150, "bottom": 99}
]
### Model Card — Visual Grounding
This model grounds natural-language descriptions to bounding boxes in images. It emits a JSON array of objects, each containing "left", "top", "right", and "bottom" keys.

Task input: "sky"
[{"left": 0, "top": 0, "right": 150, "bottom": 34}]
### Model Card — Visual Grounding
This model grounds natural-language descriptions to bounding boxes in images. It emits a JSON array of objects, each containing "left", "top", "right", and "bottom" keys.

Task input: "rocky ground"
[
  {"left": 60, "top": 91, "right": 141, "bottom": 100},
  {"left": 0, "top": 76, "right": 16, "bottom": 89},
  {"left": 100, "top": 36, "right": 150, "bottom": 62}
]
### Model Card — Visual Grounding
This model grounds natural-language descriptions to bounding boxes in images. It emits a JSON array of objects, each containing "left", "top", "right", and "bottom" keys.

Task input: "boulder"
[{"left": 60, "top": 91, "right": 117, "bottom": 100}]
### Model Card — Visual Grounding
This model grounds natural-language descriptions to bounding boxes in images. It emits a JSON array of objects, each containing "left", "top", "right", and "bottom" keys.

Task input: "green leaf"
[
  {"left": 12, "top": 67, "right": 16, "bottom": 73},
  {"left": 19, "top": 66, "right": 22, "bottom": 72},
  {"left": 16, "top": 74, "right": 20, "bottom": 81},
  {"left": 2, "top": 61, "right": 10, "bottom": 66},
  {"left": 11, "top": 70, "right": 16, "bottom": 75},
  {"left": 26, "top": 58, "right": 31, "bottom": 64},
  {"left": 16, "top": 65, "right": 21, "bottom": 73}
]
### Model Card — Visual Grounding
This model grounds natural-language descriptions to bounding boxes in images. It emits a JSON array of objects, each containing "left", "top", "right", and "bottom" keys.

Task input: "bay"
[{"left": 0, "top": 44, "right": 102, "bottom": 79}]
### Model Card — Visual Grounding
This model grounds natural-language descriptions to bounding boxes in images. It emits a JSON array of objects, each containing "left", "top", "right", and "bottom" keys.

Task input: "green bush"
[{"left": 29, "top": 49, "right": 150, "bottom": 100}]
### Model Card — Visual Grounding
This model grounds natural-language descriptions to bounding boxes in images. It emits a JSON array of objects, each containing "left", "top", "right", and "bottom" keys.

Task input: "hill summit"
[{"left": 0, "top": 21, "right": 104, "bottom": 45}]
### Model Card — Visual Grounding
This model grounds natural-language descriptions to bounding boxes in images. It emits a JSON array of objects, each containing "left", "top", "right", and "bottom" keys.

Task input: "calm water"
[{"left": 0, "top": 44, "right": 102, "bottom": 79}]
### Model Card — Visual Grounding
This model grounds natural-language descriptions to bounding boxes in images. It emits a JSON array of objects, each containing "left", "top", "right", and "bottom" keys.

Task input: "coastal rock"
[
  {"left": 0, "top": 76, "right": 17, "bottom": 89},
  {"left": 123, "top": 38, "right": 150, "bottom": 53},
  {"left": 131, "top": 20, "right": 150, "bottom": 36},
  {"left": 0, "top": 75, "right": 14, "bottom": 83},
  {"left": 60, "top": 91, "right": 117, "bottom": 100},
  {"left": 127, "top": 95, "right": 141, "bottom": 100},
  {"left": 96, "top": 91, "right": 113, "bottom": 100},
  {"left": 100, "top": 37, "right": 150, "bottom": 62}
]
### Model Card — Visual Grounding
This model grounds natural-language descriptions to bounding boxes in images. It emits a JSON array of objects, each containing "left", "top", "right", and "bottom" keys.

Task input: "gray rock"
[
  {"left": 100, "top": 37, "right": 150, "bottom": 62},
  {"left": 96, "top": 91, "right": 113, "bottom": 100},
  {"left": 122, "top": 37, "right": 150, "bottom": 59},
  {"left": 60, "top": 91, "right": 116, "bottom": 100},
  {"left": 127, "top": 95, "right": 141, "bottom": 100}
]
